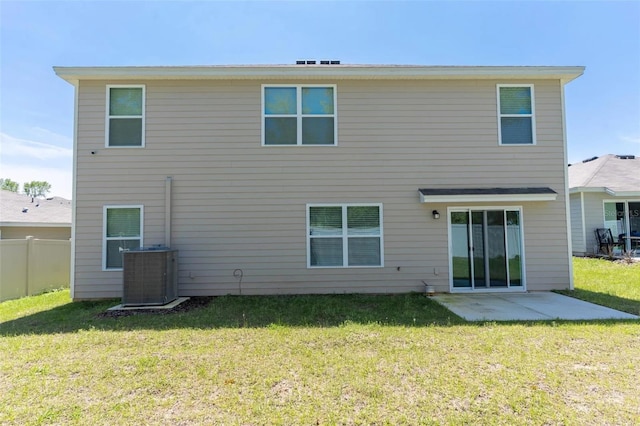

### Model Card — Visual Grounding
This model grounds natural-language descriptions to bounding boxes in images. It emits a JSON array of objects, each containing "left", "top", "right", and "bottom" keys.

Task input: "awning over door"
[{"left": 418, "top": 187, "right": 557, "bottom": 203}]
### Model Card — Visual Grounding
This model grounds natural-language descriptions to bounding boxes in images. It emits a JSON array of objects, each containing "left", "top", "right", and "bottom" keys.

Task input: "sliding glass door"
[
  {"left": 450, "top": 209, "right": 523, "bottom": 290},
  {"left": 604, "top": 201, "right": 640, "bottom": 252}
]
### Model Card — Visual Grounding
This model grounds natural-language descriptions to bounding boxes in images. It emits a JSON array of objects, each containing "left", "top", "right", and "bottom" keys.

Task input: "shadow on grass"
[
  {"left": 555, "top": 289, "right": 640, "bottom": 316},
  {"left": 0, "top": 293, "right": 467, "bottom": 335},
  {"left": 2, "top": 292, "right": 638, "bottom": 336}
]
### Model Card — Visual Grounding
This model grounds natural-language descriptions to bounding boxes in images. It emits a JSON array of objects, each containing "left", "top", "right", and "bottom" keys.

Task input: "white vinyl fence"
[{"left": 0, "top": 236, "right": 70, "bottom": 302}]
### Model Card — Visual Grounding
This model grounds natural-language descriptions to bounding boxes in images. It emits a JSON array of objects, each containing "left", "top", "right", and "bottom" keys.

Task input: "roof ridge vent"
[
  {"left": 295, "top": 60, "right": 341, "bottom": 65},
  {"left": 582, "top": 156, "right": 598, "bottom": 163},
  {"left": 615, "top": 154, "right": 635, "bottom": 160}
]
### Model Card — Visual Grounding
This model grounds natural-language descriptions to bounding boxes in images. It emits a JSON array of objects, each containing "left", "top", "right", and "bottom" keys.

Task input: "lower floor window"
[
  {"left": 103, "top": 205, "right": 143, "bottom": 270},
  {"left": 308, "top": 204, "right": 383, "bottom": 267}
]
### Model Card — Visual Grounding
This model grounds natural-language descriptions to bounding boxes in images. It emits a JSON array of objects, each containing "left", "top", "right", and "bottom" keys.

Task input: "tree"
[
  {"left": 23, "top": 181, "right": 52, "bottom": 198},
  {"left": 0, "top": 178, "right": 19, "bottom": 192}
]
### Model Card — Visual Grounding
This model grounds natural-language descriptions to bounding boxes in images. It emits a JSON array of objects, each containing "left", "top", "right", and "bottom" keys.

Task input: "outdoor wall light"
[{"left": 432, "top": 210, "right": 440, "bottom": 220}]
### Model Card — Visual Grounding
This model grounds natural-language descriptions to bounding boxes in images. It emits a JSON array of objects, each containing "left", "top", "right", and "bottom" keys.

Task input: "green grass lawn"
[
  {"left": 1, "top": 258, "right": 639, "bottom": 425},
  {"left": 557, "top": 257, "right": 640, "bottom": 315}
]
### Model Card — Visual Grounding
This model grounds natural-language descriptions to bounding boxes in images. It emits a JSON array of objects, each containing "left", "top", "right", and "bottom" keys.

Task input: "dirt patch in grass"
[{"left": 96, "top": 296, "right": 213, "bottom": 318}]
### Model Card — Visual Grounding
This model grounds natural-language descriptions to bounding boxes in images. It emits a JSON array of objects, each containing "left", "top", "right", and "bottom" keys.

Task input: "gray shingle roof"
[
  {"left": 0, "top": 190, "right": 71, "bottom": 225},
  {"left": 568, "top": 154, "right": 640, "bottom": 194},
  {"left": 418, "top": 187, "right": 557, "bottom": 203},
  {"left": 419, "top": 187, "right": 556, "bottom": 196}
]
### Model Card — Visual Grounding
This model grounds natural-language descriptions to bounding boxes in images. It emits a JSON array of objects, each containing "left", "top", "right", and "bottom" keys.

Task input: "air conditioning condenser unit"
[{"left": 122, "top": 249, "right": 178, "bottom": 306}]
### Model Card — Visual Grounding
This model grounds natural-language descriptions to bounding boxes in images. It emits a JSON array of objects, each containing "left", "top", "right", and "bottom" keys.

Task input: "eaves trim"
[
  {"left": 418, "top": 187, "right": 558, "bottom": 203},
  {"left": 54, "top": 65, "right": 585, "bottom": 84},
  {"left": 570, "top": 187, "right": 640, "bottom": 197}
]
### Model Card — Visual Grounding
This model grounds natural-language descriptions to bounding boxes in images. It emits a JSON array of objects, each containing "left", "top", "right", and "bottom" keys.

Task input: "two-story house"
[{"left": 54, "top": 63, "right": 584, "bottom": 300}]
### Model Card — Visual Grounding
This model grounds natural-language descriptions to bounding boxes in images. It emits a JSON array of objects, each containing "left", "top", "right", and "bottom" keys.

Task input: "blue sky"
[{"left": 1, "top": 1, "right": 639, "bottom": 199}]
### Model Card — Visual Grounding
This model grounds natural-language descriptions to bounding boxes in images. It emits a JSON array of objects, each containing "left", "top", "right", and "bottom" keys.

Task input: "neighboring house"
[
  {"left": 0, "top": 190, "right": 72, "bottom": 240},
  {"left": 568, "top": 154, "right": 640, "bottom": 256},
  {"left": 54, "top": 63, "right": 583, "bottom": 300}
]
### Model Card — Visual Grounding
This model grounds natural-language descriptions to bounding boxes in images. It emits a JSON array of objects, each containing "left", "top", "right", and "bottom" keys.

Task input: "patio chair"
[
  {"left": 621, "top": 231, "right": 640, "bottom": 252},
  {"left": 594, "top": 228, "right": 625, "bottom": 255}
]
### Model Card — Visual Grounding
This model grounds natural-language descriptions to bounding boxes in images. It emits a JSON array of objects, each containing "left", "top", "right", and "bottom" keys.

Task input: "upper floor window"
[
  {"left": 106, "top": 85, "right": 145, "bottom": 147},
  {"left": 262, "top": 85, "right": 337, "bottom": 146},
  {"left": 497, "top": 84, "right": 535, "bottom": 145}
]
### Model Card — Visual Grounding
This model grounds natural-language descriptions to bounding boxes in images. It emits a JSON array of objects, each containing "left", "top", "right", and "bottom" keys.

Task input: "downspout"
[{"left": 165, "top": 176, "right": 172, "bottom": 247}]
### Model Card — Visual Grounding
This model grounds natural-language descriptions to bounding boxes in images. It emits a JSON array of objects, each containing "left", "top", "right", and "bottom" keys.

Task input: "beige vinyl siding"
[
  {"left": 73, "top": 78, "right": 571, "bottom": 299},
  {"left": 569, "top": 193, "right": 586, "bottom": 255}
]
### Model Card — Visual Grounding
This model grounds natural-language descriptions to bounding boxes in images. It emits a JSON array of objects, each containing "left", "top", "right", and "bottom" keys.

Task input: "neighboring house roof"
[
  {"left": 0, "top": 190, "right": 72, "bottom": 227},
  {"left": 54, "top": 64, "right": 585, "bottom": 84},
  {"left": 568, "top": 154, "right": 640, "bottom": 197}
]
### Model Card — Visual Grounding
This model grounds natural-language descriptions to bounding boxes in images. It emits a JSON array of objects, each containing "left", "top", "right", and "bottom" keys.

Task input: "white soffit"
[
  {"left": 570, "top": 187, "right": 640, "bottom": 197},
  {"left": 604, "top": 188, "right": 640, "bottom": 197},
  {"left": 53, "top": 65, "right": 585, "bottom": 84},
  {"left": 418, "top": 188, "right": 558, "bottom": 203}
]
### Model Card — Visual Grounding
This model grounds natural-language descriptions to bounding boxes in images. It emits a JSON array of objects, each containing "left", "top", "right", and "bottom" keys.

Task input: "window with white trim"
[
  {"left": 106, "top": 85, "right": 145, "bottom": 147},
  {"left": 263, "top": 85, "right": 336, "bottom": 145},
  {"left": 497, "top": 84, "right": 536, "bottom": 145},
  {"left": 307, "top": 204, "right": 383, "bottom": 267},
  {"left": 103, "top": 206, "right": 143, "bottom": 270}
]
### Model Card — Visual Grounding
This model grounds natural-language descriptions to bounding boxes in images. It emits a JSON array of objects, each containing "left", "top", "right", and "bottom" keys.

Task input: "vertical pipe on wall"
[{"left": 165, "top": 177, "right": 172, "bottom": 248}]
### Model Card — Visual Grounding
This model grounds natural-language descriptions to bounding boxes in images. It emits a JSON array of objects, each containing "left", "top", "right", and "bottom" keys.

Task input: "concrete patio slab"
[{"left": 432, "top": 292, "right": 638, "bottom": 321}]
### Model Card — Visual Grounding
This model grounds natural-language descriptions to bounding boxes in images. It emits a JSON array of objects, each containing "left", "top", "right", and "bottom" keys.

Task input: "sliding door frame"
[{"left": 447, "top": 206, "right": 527, "bottom": 293}]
